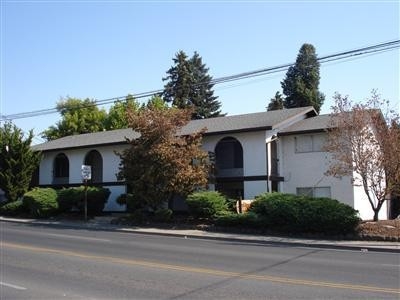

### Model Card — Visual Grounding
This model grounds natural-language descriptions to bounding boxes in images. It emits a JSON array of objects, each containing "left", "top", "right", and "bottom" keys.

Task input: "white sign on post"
[{"left": 81, "top": 165, "right": 92, "bottom": 181}]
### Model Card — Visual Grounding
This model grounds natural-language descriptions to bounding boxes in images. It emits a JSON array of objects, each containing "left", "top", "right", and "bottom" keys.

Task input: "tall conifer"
[
  {"left": 163, "top": 51, "right": 223, "bottom": 119},
  {"left": 281, "top": 44, "right": 325, "bottom": 113}
]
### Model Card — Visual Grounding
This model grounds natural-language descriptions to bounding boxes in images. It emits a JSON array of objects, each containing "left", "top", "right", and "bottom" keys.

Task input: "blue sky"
[{"left": 1, "top": 0, "right": 399, "bottom": 144}]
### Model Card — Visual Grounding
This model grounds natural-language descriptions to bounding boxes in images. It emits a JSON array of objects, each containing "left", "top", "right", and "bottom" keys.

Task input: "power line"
[{"left": 1, "top": 39, "right": 399, "bottom": 122}]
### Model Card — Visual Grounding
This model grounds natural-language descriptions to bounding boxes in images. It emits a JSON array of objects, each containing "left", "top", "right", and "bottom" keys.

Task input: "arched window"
[
  {"left": 214, "top": 137, "right": 244, "bottom": 199},
  {"left": 215, "top": 137, "right": 243, "bottom": 171},
  {"left": 84, "top": 150, "right": 103, "bottom": 183},
  {"left": 53, "top": 153, "right": 69, "bottom": 184}
]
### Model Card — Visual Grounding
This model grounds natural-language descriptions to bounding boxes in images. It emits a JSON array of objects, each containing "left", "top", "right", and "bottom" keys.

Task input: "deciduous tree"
[
  {"left": 105, "top": 95, "right": 140, "bottom": 130},
  {"left": 117, "top": 107, "right": 210, "bottom": 210},
  {"left": 42, "top": 97, "right": 107, "bottom": 140},
  {"left": 0, "top": 122, "right": 41, "bottom": 202},
  {"left": 324, "top": 91, "right": 400, "bottom": 221}
]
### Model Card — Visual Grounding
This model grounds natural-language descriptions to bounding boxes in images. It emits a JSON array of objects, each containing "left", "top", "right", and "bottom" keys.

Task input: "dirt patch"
[{"left": 357, "top": 219, "right": 400, "bottom": 241}]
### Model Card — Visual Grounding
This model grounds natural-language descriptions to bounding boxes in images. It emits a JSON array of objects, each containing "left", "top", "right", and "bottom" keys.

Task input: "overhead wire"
[{"left": 1, "top": 39, "right": 399, "bottom": 122}]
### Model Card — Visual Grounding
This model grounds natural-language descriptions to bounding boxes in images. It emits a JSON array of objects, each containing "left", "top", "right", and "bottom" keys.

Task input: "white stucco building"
[{"left": 32, "top": 106, "right": 389, "bottom": 220}]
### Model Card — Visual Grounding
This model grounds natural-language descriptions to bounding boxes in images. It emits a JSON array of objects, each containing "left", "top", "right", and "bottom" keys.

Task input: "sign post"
[{"left": 81, "top": 165, "right": 92, "bottom": 222}]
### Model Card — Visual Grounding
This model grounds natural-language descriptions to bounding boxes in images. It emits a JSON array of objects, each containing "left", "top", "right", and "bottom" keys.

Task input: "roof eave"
[{"left": 278, "top": 128, "right": 327, "bottom": 137}]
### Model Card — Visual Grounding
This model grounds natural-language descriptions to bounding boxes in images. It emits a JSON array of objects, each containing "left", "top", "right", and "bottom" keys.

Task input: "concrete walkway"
[{"left": 1, "top": 216, "right": 399, "bottom": 253}]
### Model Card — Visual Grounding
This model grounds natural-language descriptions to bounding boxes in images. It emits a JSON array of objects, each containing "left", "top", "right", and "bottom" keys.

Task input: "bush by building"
[
  {"left": 249, "top": 193, "right": 360, "bottom": 235},
  {"left": 22, "top": 188, "right": 58, "bottom": 218},
  {"left": 186, "top": 191, "right": 228, "bottom": 219},
  {"left": 60, "top": 186, "right": 110, "bottom": 215},
  {"left": 116, "top": 193, "right": 143, "bottom": 212},
  {"left": 214, "top": 211, "right": 261, "bottom": 228},
  {"left": 0, "top": 199, "right": 28, "bottom": 216},
  {"left": 154, "top": 208, "right": 173, "bottom": 222},
  {"left": 57, "top": 188, "right": 82, "bottom": 213}
]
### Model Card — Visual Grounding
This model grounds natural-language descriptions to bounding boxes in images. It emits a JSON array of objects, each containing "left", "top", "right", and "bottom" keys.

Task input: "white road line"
[{"left": 0, "top": 281, "right": 27, "bottom": 290}]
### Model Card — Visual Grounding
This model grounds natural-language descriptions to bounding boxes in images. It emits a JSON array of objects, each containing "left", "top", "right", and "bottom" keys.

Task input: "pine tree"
[
  {"left": 281, "top": 44, "right": 325, "bottom": 113},
  {"left": 0, "top": 122, "right": 41, "bottom": 202},
  {"left": 163, "top": 51, "right": 192, "bottom": 109},
  {"left": 162, "top": 51, "right": 223, "bottom": 119},
  {"left": 189, "top": 52, "right": 223, "bottom": 119},
  {"left": 267, "top": 91, "right": 284, "bottom": 111}
]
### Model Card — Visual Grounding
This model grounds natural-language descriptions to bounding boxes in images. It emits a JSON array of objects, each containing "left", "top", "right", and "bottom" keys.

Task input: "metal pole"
[
  {"left": 238, "top": 192, "right": 242, "bottom": 214},
  {"left": 84, "top": 180, "right": 88, "bottom": 222}
]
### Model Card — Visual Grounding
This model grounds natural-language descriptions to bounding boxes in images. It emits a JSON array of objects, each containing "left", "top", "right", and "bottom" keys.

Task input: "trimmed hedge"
[
  {"left": 214, "top": 211, "right": 261, "bottom": 228},
  {"left": 57, "top": 188, "right": 81, "bottom": 213},
  {"left": 22, "top": 188, "right": 58, "bottom": 218},
  {"left": 154, "top": 208, "right": 173, "bottom": 222},
  {"left": 249, "top": 193, "right": 360, "bottom": 235},
  {"left": 116, "top": 193, "right": 143, "bottom": 212},
  {"left": 186, "top": 191, "right": 228, "bottom": 218},
  {"left": 1, "top": 187, "right": 110, "bottom": 218},
  {"left": 57, "top": 186, "right": 110, "bottom": 215},
  {"left": 0, "top": 200, "right": 28, "bottom": 216}
]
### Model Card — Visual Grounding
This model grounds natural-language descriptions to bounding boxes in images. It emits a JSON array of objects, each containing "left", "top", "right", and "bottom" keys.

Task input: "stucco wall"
[
  {"left": 203, "top": 131, "right": 267, "bottom": 177},
  {"left": 279, "top": 133, "right": 355, "bottom": 208},
  {"left": 203, "top": 132, "right": 268, "bottom": 199},
  {"left": 39, "top": 145, "right": 128, "bottom": 212},
  {"left": 352, "top": 173, "right": 388, "bottom": 220}
]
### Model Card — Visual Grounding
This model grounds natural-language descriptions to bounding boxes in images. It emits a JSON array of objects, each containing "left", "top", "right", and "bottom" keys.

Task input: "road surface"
[{"left": 1, "top": 221, "right": 399, "bottom": 299}]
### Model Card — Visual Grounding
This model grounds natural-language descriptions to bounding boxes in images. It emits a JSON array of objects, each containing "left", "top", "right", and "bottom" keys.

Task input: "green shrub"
[
  {"left": 249, "top": 193, "right": 360, "bottom": 235},
  {"left": 250, "top": 193, "right": 300, "bottom": 230},
  {"left": 22, "top": 188, "right": 58, "bottom": 218},
  {"left": 154, "top": 208, "right": 173, "bottom": 222},
  {"left": 57, "top": 186, "right": 110, "bottom": 215},
  {"left": 74, "top": 186, "right": 110, "bottom": 215},
  {"left": 0, "top": 200, "right": 28, "bottom": 216},
  {"left": 214, "top": 211, "right": 261, "bottom": 228},
  {"left": 186, "top": 191, "right": 228, "bottom": 219},
  {"left": 226, "top": 198, "right": 238, "bottom": 213},
  {"left": 57, "top": 188, "right": 81, "bottom": 213},
  {"left": 116, "top": 193, "right": 143, "bottom": 212}
]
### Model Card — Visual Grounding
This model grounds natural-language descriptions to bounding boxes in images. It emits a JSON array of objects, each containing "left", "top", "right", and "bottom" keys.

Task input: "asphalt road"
[{"left": 1, "top": 221, "right": 399, "bottom": 299}]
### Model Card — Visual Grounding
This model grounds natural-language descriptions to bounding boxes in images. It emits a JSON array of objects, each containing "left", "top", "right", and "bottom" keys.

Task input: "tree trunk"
[{"left": 373, "top": 210, "right": 379, "bottom": 221}]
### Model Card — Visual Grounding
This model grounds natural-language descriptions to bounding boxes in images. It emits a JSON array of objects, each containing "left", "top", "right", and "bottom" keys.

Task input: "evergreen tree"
[
  {"left": 189, "top": 52, "right": 223, "bottom": 119},
  {"left": 163, "top": 51, "right": 192, "bottom": 109},
  {"left": 281, "top": 44, "right": 325, "bottom": 113},
  {"left": 267, "top": 91, "right": 284, "bottom": 111},
  {"left": 163, "top": 51, "right": 223, "bottom": 119},
  {"left": 0, "top": 122, "right": 41, "bottom": 202}
]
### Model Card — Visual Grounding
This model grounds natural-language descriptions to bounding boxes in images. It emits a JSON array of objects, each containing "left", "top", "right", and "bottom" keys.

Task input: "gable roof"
[
  {"left": 32, "top": 106, "right": 316, "bottom": 152},
  {"left": 278, "top": 114, "right": 332, "bottom": 136}
]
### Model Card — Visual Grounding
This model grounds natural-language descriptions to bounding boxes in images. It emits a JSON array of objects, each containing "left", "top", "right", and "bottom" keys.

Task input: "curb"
[{"left": 1, "top": 217, "right": 399, "bottom": 254}]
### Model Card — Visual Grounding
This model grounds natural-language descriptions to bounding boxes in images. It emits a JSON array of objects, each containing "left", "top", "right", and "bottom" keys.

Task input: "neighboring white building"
[{"left": 32, "top": 106, "right": 389, "bottom": 220}]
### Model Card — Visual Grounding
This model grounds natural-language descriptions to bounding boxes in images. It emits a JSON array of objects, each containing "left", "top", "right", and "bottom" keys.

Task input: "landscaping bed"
[
  {"left": 357, "top": 219, "right": 400, "bottom": 241},
  {"left": 113, "top": 214, "right": 400, "bottom": 242}
]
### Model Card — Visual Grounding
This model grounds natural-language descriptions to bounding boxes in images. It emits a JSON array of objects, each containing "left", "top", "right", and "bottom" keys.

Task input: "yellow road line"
[{"left": 3, "top": 242, "right": 399, "bottom": 295}]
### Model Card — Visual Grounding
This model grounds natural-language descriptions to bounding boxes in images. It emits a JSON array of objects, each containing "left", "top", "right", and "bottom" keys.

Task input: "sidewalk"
[{"left": 1, "top": 216, "right": 399, "bottom": 253}]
